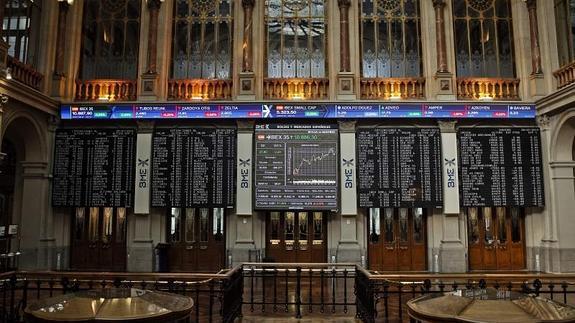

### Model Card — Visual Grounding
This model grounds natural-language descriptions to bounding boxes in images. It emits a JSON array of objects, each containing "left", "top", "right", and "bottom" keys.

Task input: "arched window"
[
  {"left": 453, "top": 0, "right": 515, "bottom": 78},
  {"left": 554, "top": 0, "right": 575, "bottom": 67},
  {"left": 80, "top": 0, "right": 141, "bottom": 79},
  {"left": 171, "top": 0, "right": 233, "bottom": 79},
  {"left": 265, "top": 0, "right": 327, "bottom": 78},
  {"left": 2, "top": 0, "right": 41, "bottom": 66},
  {"left": 361, "top": 0, "right": 422, "bottom": 78}
]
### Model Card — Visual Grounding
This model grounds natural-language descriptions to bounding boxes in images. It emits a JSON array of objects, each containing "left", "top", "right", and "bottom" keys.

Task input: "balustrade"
[
  {"left": 6, "top": 56, "right": 43, "bottom": 91},
  {"left": 75, "top": 79, "right": 137, "bottom": 101},
  {"left": 457, "top": 77, "right": 520, "bottom": 100},
  {"left": 168, "top": 79, "right": 233, "bottom": 100},
  {"left": 554, "top": 61, "right": 575, "bottom": 89},
  {"left": 360, "top": 78, "right": 425, "bottom": 100},
  {"left": 264, "top": 78, "right": 329, "bottom": 100}
]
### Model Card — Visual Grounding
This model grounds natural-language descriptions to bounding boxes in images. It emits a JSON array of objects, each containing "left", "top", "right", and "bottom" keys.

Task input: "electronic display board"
[
  {"left": 458, "top": 128, "right": 544, "bottom": 207},
  {"left": 60, "top": 103, "right": 537, "bottom": 120},
  {"left": 254, "top": 124, "right": 338, "bottom": 210},
  {"left": 52, "top": 128, "right": 136, "bottom": 207},
  {"left": 357, "top": 128, "right": 443, "bottom": 208},
  {"left": 151, "top": 127, "right": 236, "bottom": 207}
]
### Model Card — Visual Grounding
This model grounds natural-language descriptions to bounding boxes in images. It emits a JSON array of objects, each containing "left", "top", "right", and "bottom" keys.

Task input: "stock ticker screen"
[{"left": 254, "top": 124, "right": 339, "bottom": 210}]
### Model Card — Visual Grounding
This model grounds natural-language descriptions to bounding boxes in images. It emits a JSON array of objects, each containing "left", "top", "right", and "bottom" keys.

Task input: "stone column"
[
  {"left": 432, "top": 0, "right": 454, "bottom": 99},
  {"left": 238, "top": 0, "right": 256, "bottom": 100},
  {"left": 52, "top": 1, "right": 70, "bottom": 98},
  {"left": 436, "top": 121, "right": 466, "bottom": 273},
  {"left": 526, "top": 0, "right": 542, "bottom": 75},
  {"left": 536, "top": 114, "right": 559, "bottom": 272},
  {"left": 128, "top": 121, "right": 155, "bottom": 272},
  {"left": 230, "top": 121, "right": 256, "bottom": 265},
  {"left": 336, "top": 0, "right": 355, "bottom": 100},
  {"left": 19, "top": 161, "right": 51, "bottom": 270},
  {"left": 526, "top": 0, "right": 545, "bottom": 97},
  {"left": 336, "top": 121, "right": 361, "bottom": 263},
  {"left": 140, "top": 0, "right": 162, "bottom": 99}
]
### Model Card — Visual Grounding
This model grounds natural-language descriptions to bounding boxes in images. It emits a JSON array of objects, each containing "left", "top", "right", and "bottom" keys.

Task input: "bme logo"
[
  {"left": 239, "top": 158, "right": 250, "bottom": 189},
  {"left": 137, "top": 158, "right": 149, "bottom": 188},
  {"left": 343, "top": 158, "right": 354, "bottom": 189},
  {"left": 444, "top": 158, "right": 456, "bottom": 188}
]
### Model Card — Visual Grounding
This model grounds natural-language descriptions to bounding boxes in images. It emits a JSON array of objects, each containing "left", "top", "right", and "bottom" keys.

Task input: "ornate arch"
[
  {"left": 549, "top": 109, "right": 575, "bottom": 161},
  {"left": 2, "top": 109, "right": 48, "bottom": 163}
]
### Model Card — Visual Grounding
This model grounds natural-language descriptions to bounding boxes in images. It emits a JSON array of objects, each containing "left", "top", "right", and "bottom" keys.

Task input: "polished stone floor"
[{"left": 238, "top": 316, "right": 361, "bottom": 322}]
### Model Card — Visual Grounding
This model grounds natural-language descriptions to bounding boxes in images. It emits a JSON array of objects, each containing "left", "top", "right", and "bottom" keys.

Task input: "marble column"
[
  {"left": 432, "top": 0, "right": 454, "bottom": 98},
  {"left": 230, "top": 120, "right": 256, "bottom": 265},
  {"left": 239, "top": 0, "right": 256, "bottom": 99},
  {"left": 526, "top": 0, "right": 543, "bottom": 75},
  {"left": 52, "top": 1, "right": 70, "bottom": 98},
  {"left": 436, "top": 121, "right": 466, "bottom": 273},
  {"left": 140, "top": 0, "right": 162, "bottom": 99},
  {"left": 336, "top": 0, "right": 355, "bottom": 99},
  {"left": 336, "top": 121, "right": 361, "bottom": 263},
  {"left": 128, "top": 121, "right": 155, "bottom": 272}
]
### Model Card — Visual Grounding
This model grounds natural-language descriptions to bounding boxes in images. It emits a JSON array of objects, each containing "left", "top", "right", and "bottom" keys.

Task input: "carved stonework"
[
  {"left": 338, "top": 120, "right": 356, "bottom": 133},
  {"left": 338, "top": 0, "right": 351, "bottom": 8},
  {"left": 536, "top": 114, "right": 551, "bottom": 130},
  {"left": 438, "top": 120, "right": 457, "bottom": 133},
  {"left": 432, "top": 0, "right": 446, "bottom": 9},
  {"left": 136, "top": 120, "right": 155, "bottom": 133},
  {"left": 147, "top": 0, "right": 162, "bottom": 10}
]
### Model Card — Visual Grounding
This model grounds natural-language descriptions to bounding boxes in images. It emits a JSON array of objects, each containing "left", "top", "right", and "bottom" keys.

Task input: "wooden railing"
[
  {"left": 75, "top": 79, "right": 137, "bottom": 101},
  {"left": 553, "top": 61, "right": 575, "bottom": 89},
  {"left": 457, "top": 77, "right": 520, "bottom": 100},
  {"left": 360, "top": 77, "right": 425, "bottom": 100},
  {"left": 6, "top": 56, "right": 43, "bottom": 90},
  {"left": 168, "top": 79, "right": 233, "bottom": 100},
  {"left": 264, "top": 78, "right": 329, "bottom": 100}
]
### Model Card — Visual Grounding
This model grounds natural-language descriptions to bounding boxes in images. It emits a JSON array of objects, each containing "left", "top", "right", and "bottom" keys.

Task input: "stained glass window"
[
  {"left": 171, "top": 0, "right": 233, "bottom": 79},
  {"left": 80, "top": 0, "right": 141, "bottom": 79},
  {"left": 453, "top": 0, "right": 515, "bottom": 77},
  {"left": 265, "top": 0, "right": 327, "bottom": 78},
  {"left": 2, "top": 0, "right": 41, "bottom": 66},
  {"left": 361, "top": 0, "right": 422, "bottom": 77}
]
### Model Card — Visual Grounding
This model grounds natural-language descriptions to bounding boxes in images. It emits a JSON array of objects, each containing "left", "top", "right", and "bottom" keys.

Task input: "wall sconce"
[
  {"left": 388, "top": 93, "right": 402, "bottom": 100},
  {"left": 5, "top": 67, "right": 12, "bottom": 80},
  {"left": 478, "top": 93, "right": 494, "bottom": 101}
]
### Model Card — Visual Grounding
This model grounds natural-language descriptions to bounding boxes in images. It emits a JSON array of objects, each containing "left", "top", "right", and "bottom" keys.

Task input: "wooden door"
[
  {"left": 467, "top": 207, "right": 525, "bottom": 271},
  {"left": 266, "top": 211, "right": 327, "bottom": 263},
  {"left": 70, "top": 207, "right": 127, "bottom": 271},
  {"left": 168, "top": 208, "right": 225, "bottom": 272},
  {"left": 368, "top": 208, "right": 427, "bottom": 271}
]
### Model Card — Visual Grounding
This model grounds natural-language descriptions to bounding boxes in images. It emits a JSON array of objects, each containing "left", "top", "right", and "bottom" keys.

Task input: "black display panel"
[
  {"left": 52, "top": 128, "right": 136, "bottom": 207},
  {"left": 357, "top": 128, "right": 443, "bottom": 208},
  {"left": 254, "top": 124, "right": 338, "bottom": 210},
  {"left": 458, "top": 128, "right": 544, "bottom": 207},
  {"left": 151, "top": 127, "right": 236, "bottom": 207}
]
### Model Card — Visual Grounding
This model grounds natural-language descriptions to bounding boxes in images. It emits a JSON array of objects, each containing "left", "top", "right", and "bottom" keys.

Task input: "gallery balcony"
[
  {"left": 553, "top": 61, "right": 575, "bottom": 89},
  {"left": 168, "top": 79, "right": 233, "bottom": 101},
  {"left": 6, "top": 56, "right": 43, "bottom": 91},
  {"left": 457, "top": 77, "right": 520, "bottom": 101},
  {"left": 74, "top": 79, "right": 137, "bottom": 102},
  {"left": 264, "top": 78, "right": 329, "bottom": 100},
  {"left": 360, "top": 77, "right": 426, "bottom": 100}
]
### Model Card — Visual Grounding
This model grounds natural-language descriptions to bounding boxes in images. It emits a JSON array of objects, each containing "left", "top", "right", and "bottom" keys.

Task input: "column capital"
[
  {"left": 338, "top": 120, "right": 356, "bottom": 133},
  {"left": 338, "top": 0, "right": 351, "bottom": 8},
  {"left": 242, "top": 0, "right": 255, "bottom": 9},
  {"left": 438, "top": 120, "right": 457, "bottom": 133},
  {"left": 536, "top": 114, "right": 552, "bottom": 130},
  {"left": 136, "top": 120, "right": 155, "bottom": 133},
  {"left": 146, "top": 0, "right": 162, "bottom": 11},
  {"left": 432, "top": 0, "right": 446, "bottom": 9},
  {"left": 236, "top": 120, "right": 254, "bottom": 132},
  {"left": 0, "top": 94, "right": 8, "bottom": 111}
]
